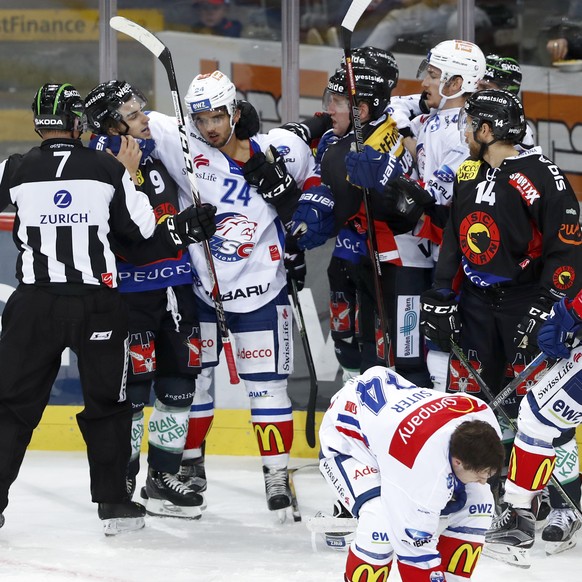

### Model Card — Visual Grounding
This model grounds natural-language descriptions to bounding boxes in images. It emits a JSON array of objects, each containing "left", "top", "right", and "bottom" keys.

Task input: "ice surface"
[{"left": 0, "top": 452, "right": 579, "bottom": 581}]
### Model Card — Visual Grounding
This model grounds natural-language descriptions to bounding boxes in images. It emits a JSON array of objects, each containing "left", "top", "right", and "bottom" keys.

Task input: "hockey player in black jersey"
[
  {"left": 0, "top": 83, "right": 213, "bottom": 535},
  {"left": 419, "top": 89, "right": 582, "bottom": 563},
  {"left": 85, "top": 80, "right": 217, "bottom": 519}
]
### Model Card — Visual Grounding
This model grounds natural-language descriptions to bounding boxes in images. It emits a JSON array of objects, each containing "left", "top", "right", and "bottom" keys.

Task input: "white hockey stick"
[{"left": 110, "top": 16, "right": 239, "bottom": 384}]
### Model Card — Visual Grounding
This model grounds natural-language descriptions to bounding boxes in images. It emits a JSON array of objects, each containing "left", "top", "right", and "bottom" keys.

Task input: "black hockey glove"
[
  {"left": 373, "top": 176, "right": 435, "bottom": 234},
  {"left": 281, "top": 112, "right": 332, "bottom": 145},
  {"left": 284, "top": 234, "right": 306, "bottom": 292},
  {"left": 163, "top": 203, "right": 217, "bottom": 250},
  {"left": 235, "top": 100, "right": 260, "bottom": 139},
  {"left": 285, "top": 252, "right": 306, "bottom": 292},
  {"left": 420, "top": 288, "right": 460, "bottom": 352},
  {"left": 242, "top": 145, "right": 299, "bottom": 205},
  {"left": 514, "top": 296, "right": 555, "bottom": 356}
]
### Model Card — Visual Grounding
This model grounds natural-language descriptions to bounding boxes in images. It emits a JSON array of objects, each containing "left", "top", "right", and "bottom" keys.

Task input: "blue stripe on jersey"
[
  {"left": 397, "top": 552, "right": 440, "bottom": 563},
  {"left": 337, "top": 413, "right": 362, "bottom": 429},
  {"left": 190, "top": 401, "right": 214, "bottom": 412},
  {"left": 250, "top": 406, "right": 293, "bottom": 416}
]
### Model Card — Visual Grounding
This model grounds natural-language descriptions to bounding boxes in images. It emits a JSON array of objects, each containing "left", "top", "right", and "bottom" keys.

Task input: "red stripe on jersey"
[
  {"left": 336, "top": 425, "right": 368, "bottom": 445},
  {"left": 389, "top": 396, "right": 488, "bottom": 469}
]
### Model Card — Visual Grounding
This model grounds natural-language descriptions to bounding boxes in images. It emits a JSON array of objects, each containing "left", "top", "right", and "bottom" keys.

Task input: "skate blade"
[
  {"left": 141, "top": 495, "right": 202, "bottom": 520},
  {"left": 482, "top": 542, "right": 531, "bottom": 568},
  {"left": 545, "top": 538, "right": 577, "bottom": 555},
  {"left": 102, "top": 517, "right": 145, "bottom": 536}
]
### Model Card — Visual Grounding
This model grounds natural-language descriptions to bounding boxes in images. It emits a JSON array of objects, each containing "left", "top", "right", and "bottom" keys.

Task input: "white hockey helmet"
[
  {"left": 419, "top": 39, "right": 486, "bottom": 99},
  {"left": 184, "top": 70, "right": 237, "bottom": 127}
]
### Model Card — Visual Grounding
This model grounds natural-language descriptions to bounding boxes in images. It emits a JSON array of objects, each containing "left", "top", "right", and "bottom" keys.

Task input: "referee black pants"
[{"left": 0, "top": 284, "right": 132, "bottom": 513}]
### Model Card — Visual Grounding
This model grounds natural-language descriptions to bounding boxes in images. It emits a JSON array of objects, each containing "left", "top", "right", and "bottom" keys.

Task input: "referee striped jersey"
[{"left": 0, "top": 138, "right": 155, "bottom": 287}]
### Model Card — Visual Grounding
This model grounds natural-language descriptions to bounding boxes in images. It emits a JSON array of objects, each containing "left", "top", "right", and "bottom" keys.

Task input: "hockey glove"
[
  {"left": 242, "top": 145, "right": 299, "bottom": 205},
  {"left": 234, "top": 100, "right": 260, "bottom": 139},
  {"left": 514, "top": 296, "right": 554, "bottom": 356},
  {"left": 420, "top": 288, "right": 460, "bottom": 352},
  {"left": 345, "top": 144, "right": 403, "bottom": 190},
  {"left": 373, "top": 176, "right": 435, "bottom": 234},
  {"left": 163, "top": 203, "right": 217, "bottom": 250},
  {"left": 289, "top": 185, "right": 335, "bottom": 250},
  {"left": 281, "top": 112, "right": 332, "bottom": 146},
  {"left": 537, "top": 297, "right": 582, "bottom": 359},
  {"left": 284, "top": 235, "right": 306, "bottom": 292}
]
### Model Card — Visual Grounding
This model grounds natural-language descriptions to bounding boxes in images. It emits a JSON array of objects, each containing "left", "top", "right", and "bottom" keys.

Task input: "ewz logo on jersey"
[{"left": 210, "top": 212, "right": 257, "bottom": 262}]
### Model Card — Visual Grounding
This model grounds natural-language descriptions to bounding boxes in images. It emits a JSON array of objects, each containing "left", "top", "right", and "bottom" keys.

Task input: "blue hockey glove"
[
  {"left": 289, "top": 185, "right": 335, "bottom": 250},
  {"left": 345, "top": 145, "right": 403, "bottom": 190},
  {"left": 537, "top": 298, "right": 582, "bottom": 359}
]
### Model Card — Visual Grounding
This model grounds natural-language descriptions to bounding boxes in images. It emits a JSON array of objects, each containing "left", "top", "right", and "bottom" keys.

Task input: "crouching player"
[{"left": 319, "top": 366, "right": 505, "bottom": 582}]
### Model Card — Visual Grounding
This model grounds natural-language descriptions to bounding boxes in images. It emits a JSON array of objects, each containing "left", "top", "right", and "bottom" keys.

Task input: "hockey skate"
[
  {"left": 98, "top": 500, "right": 146, "bottom": 536},
  {"left": 140, "top": 468, "right": 204, "bottom": 519},
  {"left": 0, "top": 512, "right": 4, "bottom": 529},
  {"left": 483, "top": 504, "right": 536, "bottom": 568},
  {"left": 126, "top": 476, "right": 137, "bottom": 499},
  {"left": 541, "top": 508, "right": 581, "bottom": 555},
  {"left": 178, "top": 457, "right": 207, "bottom": 493},
  {"left": 306, "top": 501, "right": 357, "bottom": 551},
  {"left": 263, "top": 466, "right": 292, "bottom": 522}
]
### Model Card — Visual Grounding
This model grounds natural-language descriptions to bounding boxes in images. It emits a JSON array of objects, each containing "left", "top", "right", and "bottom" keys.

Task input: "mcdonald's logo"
[
  {"left": 351, "top": 563, "right": 390, "bottom": 582},
  {"left": 532, "top": 458, "right": 556, "bottom": 490},
  {"left": 254, "top": 424, "right": 285, "bottom": 454},
  {"left": 447, "top": 543, "right": 482, "bottom": 575}
]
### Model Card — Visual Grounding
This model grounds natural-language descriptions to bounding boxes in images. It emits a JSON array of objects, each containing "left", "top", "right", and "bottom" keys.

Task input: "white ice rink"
[{"left": 0, "top": 451, "right": 579, "bottom": 581}]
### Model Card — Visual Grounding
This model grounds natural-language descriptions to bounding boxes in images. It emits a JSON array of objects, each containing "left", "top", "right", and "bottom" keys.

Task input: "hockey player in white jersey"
[
  {"left": 349, "top": 40, "right": 486, "bottom": 392},
  {"left": 147, "top": 70, "right": 331, "bottom": 517},
  {"left": 319, "top": 366, "right": 504, "bottom": 582},
  {"left": 485, "top": 291, "right": 582, "bottom": 566}
]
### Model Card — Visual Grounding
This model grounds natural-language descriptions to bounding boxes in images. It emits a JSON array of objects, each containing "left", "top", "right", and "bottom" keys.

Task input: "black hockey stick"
[
  {"left": 289, "top": 279, "right": 318, "bottom": 449},
  {"left": 450, "top": 340, "right": 582, "bottom": 521},
  {"left": 110, "top": 16, "right": 239, "bottom": 385},
  {"left": 341, "top": 1, "right": 391, "bottom": 366}
]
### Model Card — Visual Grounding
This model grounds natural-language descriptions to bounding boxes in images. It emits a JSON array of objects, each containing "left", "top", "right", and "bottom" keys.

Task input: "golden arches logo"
[
  {"left": 532, "top": 458, "right": 556, "bottom": 490},
  {"left": 351, "top": 564, "right": 391, "bottom": 582},
  {"left": 254, "top": 424, "right": 285, "bottom": 454},
  {"left": 447, "top": 543, "right": 482, "bottom": 574}
]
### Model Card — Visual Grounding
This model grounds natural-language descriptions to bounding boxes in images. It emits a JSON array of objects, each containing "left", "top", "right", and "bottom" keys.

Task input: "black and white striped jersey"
[{"left": 0, "top": 138, "right": 155, "bottom": 287}]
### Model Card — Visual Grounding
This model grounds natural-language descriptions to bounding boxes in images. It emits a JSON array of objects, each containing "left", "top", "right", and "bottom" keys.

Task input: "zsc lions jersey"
[{"left": 148, "top": 111, "right": 318, "bottom": 312}]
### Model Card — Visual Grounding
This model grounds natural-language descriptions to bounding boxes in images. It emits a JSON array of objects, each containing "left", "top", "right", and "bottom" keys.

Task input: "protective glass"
[
  {"left": 322, "top": 89, "right": 349, "bottom": 113},
  {"left": 119, "top": 95, "right": 147, "bottom": 123}
]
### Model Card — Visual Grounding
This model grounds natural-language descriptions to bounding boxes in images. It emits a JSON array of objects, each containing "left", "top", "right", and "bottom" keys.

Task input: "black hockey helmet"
[
  {"left": 463, "top": 89, "right": 526, "bottom": 143},
  {"left": 347, "top": 46, "right": 399, "bottom": 95},
  {"left": 324, "top": 66, "right": 390, "bottom": 120},
  {"left": 32, "top": 82, "right": 85, "bottom": 136},
  {"left": 482, "top": 54, "right": 522, "bottom": 94},
  {"left": 84, "top": 80, "right": 147, "bottom": 135}
]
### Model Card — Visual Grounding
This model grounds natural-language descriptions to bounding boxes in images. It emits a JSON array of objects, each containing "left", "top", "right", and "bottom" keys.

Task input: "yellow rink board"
[
  {"left": 30, "top": 406, "right": 323, "bottom": 459},
  {"left": 30, "top": 406, "right": 582, "bottom": 469}
]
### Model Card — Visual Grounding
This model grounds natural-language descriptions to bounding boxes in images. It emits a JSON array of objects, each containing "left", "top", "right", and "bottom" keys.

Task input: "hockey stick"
[
  {"left": 289, "top": 280, "right": 318, "bottom": 448},
  {"left": 287, "top": 467, "right": 302, "bottom": 522},
  {"left": 450, "top": 340, "right": 582, "bottom": 521},
  {"left": 341, "top": 1, "right": 391, "bottom": 367},
  {"left": 110, "top": 16, "right": 239, "bottom": 384}
]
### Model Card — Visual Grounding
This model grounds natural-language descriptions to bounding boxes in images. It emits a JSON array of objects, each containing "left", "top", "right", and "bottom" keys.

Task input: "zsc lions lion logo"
[{"left": 210, "top": 212, "right": 258, "bottom": 262}]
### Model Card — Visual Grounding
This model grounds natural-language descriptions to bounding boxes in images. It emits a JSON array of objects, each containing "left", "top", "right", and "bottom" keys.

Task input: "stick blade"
[
  {"left": 340, "top": 0, "right": 373, "bottom": 33},
  {"left": 109, "top": 16, "right": 166, "bottom": 58}
]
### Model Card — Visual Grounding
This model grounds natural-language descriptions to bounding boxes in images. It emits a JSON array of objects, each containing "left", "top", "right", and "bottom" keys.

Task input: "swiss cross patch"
[{"left": 509, "top": 172, "right": 540, "bottom": 205}]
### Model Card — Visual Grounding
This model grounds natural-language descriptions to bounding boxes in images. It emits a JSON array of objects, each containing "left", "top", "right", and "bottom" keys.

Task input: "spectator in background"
[
  {"left": 546, "top": 0, "right": 582, "bottom": 60},
  {"left": 191, "top": 0, "right": 243, "bottom": 38},
  {"left": 363, "top": 0, "right": 491, "bottom": 54}
]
